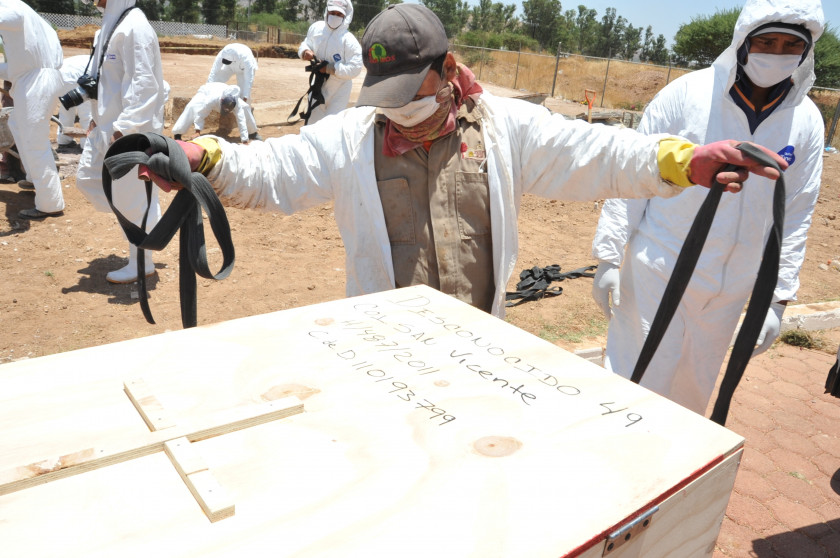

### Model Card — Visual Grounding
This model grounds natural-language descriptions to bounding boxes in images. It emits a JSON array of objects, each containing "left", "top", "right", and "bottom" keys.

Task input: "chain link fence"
[{"left": 39, "top": 11, "right": 227, "bottom": 39}]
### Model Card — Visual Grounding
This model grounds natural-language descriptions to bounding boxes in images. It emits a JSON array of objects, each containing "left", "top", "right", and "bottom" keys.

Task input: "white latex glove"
[
  {"left": 592, "top": 261, "right": 620, "bottom": 319},
  {"left": 752, "top": 301, "right": 786, "bottom": 356}
]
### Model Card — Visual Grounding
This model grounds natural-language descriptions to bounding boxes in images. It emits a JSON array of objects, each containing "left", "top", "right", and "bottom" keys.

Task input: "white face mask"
[
  {"left": 743, "top": 53, "right": 801, "bottom": 88},
  {"left": 381, "top": 95, "right": 441, "bottom": 128},
  {"left": 327, "top": 15, "right": 344, "bottom": 29}
]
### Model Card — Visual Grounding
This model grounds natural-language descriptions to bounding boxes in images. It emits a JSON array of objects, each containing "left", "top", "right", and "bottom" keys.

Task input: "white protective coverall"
[
  {"left": 57, "top": 54, "right": 94, "bottom": 147},
  {"left": 76, "top": 0, "right": 166, "bottom": 279},
  {"left": 172, "top": 83, "right": 257, "bottom": 144},
  {"left": 0, "top": 0, "right": 65, "bottom": 213},
  {"left": 591, "top": 0, "right": 825, "bottom": 414},
  {"left": 205, "top": 93, "right": 683, "bottom": 317},
  {"left": 207, "top": 43, "right": 258, "bottom": 102},
  {"left": 297, "top": 0, "right": 363, "bottom": 124}
]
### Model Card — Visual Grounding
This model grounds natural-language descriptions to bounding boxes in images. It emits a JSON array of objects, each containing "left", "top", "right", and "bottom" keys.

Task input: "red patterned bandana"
[{"left": 383, "top": 63, "right": 484, "bottom": 157}]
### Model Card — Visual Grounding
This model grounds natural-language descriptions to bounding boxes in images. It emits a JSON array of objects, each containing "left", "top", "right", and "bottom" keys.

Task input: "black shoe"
[
  {"left": 18, "top": 180, "right": 35, "bottom": 190},
  {"left": 18, "top": 208, "right": 64, "bottom": 220},
  {"left": 56, "top": 140, "right": 83, "bottom": 154},
  {"left": 174, "top": 134, "right": 182, "bottom": 140},
  {"left": 248, "top": 132, "right": 263, "bottom": 141}
]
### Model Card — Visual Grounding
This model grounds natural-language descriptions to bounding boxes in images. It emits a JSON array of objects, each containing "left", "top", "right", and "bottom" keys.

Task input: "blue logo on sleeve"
[
  {"left": 333, "top": 54, "right": 342, "bottom": 63},
  {"left": 778, "top": 145, "right": 795, "bottom": 165}
]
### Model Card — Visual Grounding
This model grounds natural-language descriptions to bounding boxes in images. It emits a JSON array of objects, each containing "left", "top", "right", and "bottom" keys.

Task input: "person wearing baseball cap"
[
  {"left": 139, "top": 3, "right": 787, "bottom": 318},
  {"left": 592, "top": 0, "right": 825, "bottom": 416},
  {"left": 298, "top": 0, "right": 363, "bottom": 124}
]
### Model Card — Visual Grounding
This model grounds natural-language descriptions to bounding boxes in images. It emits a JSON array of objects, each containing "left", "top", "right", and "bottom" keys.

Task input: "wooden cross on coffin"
[{"left": 0, "top": 377, "right": 303, "bottom": 522}]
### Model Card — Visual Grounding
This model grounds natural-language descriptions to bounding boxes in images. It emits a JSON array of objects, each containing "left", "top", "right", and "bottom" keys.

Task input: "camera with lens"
[{"left": 59, "top": 74, "right": 99, "bottom": 110}]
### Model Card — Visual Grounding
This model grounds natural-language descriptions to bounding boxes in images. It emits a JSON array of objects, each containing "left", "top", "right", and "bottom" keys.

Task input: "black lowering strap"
[
  {"left": 629, "top": 142, "right": 785, "bottom": 425},
  {"left": 826, "top": 357, "right": 840, "bottom": 397},
  {"left": 288, "top": 57, "right": 330, "bottom": 125},
  {"left": 102, "top": 133, "right": 235, "bottom": 329},
  {"left": 505, "top": 264, "right": 597, "bottom": 307}
]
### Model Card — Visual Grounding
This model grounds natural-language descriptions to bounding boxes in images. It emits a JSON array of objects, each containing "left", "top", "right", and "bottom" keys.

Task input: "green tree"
[
  {"left": 220, "top": 0, "right": 237, "bottom": 24},
  {"left": 814, "top": 26, "right": 840, "bottom": 88},
  {"left": 253, "top": 0, "right": 277, "bottom": 14},
  {"left": 621, "top": 23, "right": 641, "bottom": 60},
  {"left": 165, "top": 0, "right": 201, "bottom": 23},
  {"left": 672, "top": 7, "right": 739, "bottom": 66},
  {"left": 352, "top": 0, "right": 389, "bottom": 33},
  {"left": 648, "top": 34, "right": 670, "bottom": 65},
  {"left": 305, "top": 0, "right": 328, "bottom": 21},
  {"left": 551, "top": 9, "right": 577, "bottom": 53},
  {"left": 422, "top": 0, "right": 470, "bottom": 38},
  {"left": 137, "top": 0, "right": 164, "bottom": 21},
  {"left": 470, "top": 0, "right": 518, "bottom": 35},
  {"left": 200, "top": 0, "right": 221, "bottom": 24},
  {"left": 594, "top": 7, "right": 626, "bottom": 58},
  {"left": 571, "top": 5, "right": 598, "bottom": 54},
  {"left": 521, "top": 0, "right": 560, "bottom": 50},
  {"left": 38, "top": 0, "right": 74, "bottom": 13}
]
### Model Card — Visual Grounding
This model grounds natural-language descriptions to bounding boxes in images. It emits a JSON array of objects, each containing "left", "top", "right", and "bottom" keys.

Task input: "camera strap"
[
  {"left": 288, "top": 57, "right": 330, "bottom": 124},
  {"left": 102, "top": 133, "right": 235, "bottom": 329},
  {"left": 91, "top": 6, "right": 137, "bottom": 79},
  {"left": 628, "top": 142, "right": 785, "bottom": 425}
]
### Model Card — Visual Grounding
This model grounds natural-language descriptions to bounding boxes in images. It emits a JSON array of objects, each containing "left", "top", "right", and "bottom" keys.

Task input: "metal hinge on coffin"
[{"left": 602, "top": 505, "right": 659, "bottom": 556}]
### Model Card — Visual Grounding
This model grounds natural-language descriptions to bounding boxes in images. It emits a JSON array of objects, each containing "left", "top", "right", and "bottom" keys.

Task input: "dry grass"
[
  {"left": 453, "top": 46, "right": 691, "bottom": 110},
  {"left": 453, "top": 46, "right": 839, "bottom": 149}
]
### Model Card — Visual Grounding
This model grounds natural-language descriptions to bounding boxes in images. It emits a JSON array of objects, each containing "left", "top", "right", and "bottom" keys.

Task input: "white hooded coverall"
[
  {"left": 57, "top": 54, "right": 94, "bottom": 147},
  {"left": 207, "top": 43, "right": 258, "bottom": 102},
  {"left": 0, "top": 0, "right": 65, "bottom": 213},
  {"left": 297, "top": 0, "right": 363, "bottom": 124},
  {"left": 204, "top": 93, "right": 684, "bottom": 317},
  {"left": 591, "top": 0, "right": 825, "bottom": 414},
  {"left": 172, "top": 83, "right": 257, "bottom": 144},
  {"left": 76, "top": 0, "right": 166, "bottom": 238}
]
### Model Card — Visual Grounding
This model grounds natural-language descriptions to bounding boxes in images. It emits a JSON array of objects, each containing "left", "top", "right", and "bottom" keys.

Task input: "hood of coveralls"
[
  {"left": 323, "top": 0, "right": 354, "bottom": 28},
  {"left": 713, "top": 0, "right": 824, "bottom": 106},
  {"left": 92, "top": 0, "right": 137, "bottom": 76}
]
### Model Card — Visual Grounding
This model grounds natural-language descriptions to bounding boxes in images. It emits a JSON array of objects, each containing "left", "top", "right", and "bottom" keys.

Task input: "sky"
[{"left": 500, "top": 0, "right": 840, "bottom": 47}]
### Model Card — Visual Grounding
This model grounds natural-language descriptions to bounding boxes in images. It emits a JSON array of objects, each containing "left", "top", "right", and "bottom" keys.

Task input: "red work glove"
[
  {"left": 689, "top": 140, "right": 788, "bottom": 192},
  {"left": 137, "top": 140, "right": 206, "bottom": 193}
]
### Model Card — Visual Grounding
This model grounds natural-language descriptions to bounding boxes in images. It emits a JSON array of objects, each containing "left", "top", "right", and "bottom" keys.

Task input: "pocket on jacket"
[
  {"left": 456, "top": 172, "right": 491, "bottom": 238},
  {"left": 377, "top": 178, "right": 416, "bottom": 245}
]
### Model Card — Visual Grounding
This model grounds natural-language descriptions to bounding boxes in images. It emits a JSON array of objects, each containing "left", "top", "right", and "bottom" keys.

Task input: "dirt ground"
[{"left": 2, "top": 39, "right": 840, "bottom": 365}]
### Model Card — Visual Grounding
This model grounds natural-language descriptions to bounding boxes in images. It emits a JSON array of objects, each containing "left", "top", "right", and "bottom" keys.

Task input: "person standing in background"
[
  {"left": 591, "top": 0, "right": 825, "bottom": 415},
  {"left": 298, "top": 0, "right": 362, "bottom": 124},
  {"left": 0, "top": 0, "right": 65, "bottom": 219},
  {"left": 75, "top": 0, "right": 167, "bottom": 284}
]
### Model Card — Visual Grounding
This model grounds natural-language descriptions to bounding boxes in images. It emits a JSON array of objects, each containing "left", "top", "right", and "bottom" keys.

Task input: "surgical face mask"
[
  {"left": 382, "top": 94, "right": 441, "bottom": 128},
  {"left": 743, "top": 53, "right": 801, "bottom": 88},
  {"left": 327, "top": 15, "right": 344, "bottom": 29}
]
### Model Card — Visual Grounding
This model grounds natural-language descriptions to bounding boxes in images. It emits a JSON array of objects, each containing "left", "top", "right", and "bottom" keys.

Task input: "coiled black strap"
[
  {"left": 102, "top": 133, "right": 235, "bottom": 329},
  {"left": 505, "top": 264, "right": 597, "bottom": 307},
  {"left": 629, "top": 142, "right": 785, "bottom": 425}
]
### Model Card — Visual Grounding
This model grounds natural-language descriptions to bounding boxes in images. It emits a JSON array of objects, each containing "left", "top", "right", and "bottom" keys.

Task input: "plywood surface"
[{"left": 0, "top": 285, "right": 744, "bottom": 557}]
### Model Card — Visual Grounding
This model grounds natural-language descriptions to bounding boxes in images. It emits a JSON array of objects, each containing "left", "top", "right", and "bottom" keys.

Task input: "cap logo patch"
[{"left": 368, "top": 43, "right": 395, "bottom": 63}]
